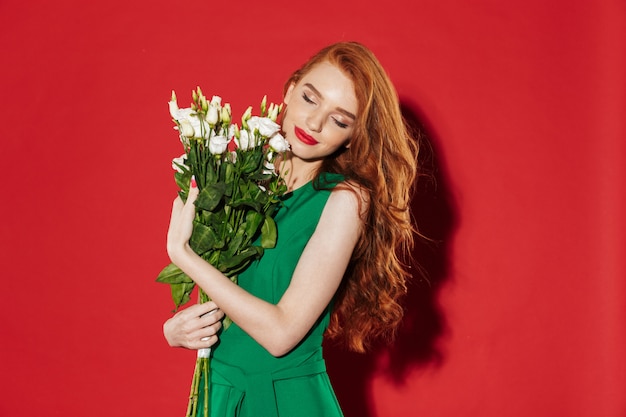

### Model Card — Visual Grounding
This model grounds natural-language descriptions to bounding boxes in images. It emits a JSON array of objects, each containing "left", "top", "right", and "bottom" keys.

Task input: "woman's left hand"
[
  {"left": 166, "top": 179, "right": 199, "bottom": 263},
  {"left": 163, "top": 301, "right": 225, "bottom": 349}
]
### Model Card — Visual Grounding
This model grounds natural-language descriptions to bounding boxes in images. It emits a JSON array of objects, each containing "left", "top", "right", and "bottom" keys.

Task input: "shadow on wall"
[{"left": 324, "top": 98, "right": 458, "bottom": 416}]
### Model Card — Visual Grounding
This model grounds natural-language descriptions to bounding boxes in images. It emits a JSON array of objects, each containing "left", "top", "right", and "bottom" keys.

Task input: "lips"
[{"left": 294, "top": 127, "right": 318, "bottom": 145}]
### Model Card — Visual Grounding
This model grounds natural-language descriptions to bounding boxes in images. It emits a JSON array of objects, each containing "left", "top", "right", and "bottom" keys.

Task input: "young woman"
[{"left": 164, "top": 41, "right": 419, "bottom": 416}]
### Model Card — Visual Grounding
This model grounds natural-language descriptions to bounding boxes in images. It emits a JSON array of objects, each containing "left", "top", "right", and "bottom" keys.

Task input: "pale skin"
[
  {"left": 163, "top": 301, "right": 224, "bottom": 350},
  {"left": 164, "top": 62, "right": 364, "bottom": 357}
]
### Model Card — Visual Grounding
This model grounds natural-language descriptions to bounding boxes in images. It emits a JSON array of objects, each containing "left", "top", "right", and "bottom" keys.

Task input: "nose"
[{"left": 305, "top": 109, "right": 323, "bottom": 133}]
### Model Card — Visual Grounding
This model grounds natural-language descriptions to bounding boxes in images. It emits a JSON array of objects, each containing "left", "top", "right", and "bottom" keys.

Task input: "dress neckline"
[{"left": 280, "top": 172, "right": 344, "bottom": 201}]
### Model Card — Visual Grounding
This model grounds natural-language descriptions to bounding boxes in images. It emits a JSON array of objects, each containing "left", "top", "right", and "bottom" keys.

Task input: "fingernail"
[{"left": 190, "top": 176, "right": 197, "bottom": 188}]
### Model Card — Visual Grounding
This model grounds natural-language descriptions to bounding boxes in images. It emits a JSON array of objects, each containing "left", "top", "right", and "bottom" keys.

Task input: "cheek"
[
  {"left": 327, "top": 131, "right": 351, "bottom": 149},
  {"left": 332, "top": 126, "right": 353, "bottom": 146},
  {"left": 280, "top": 108, "right": 294, "bottom": 130},
  {"left": 281, "top": 103, "right": 301, "bottom": 125}
]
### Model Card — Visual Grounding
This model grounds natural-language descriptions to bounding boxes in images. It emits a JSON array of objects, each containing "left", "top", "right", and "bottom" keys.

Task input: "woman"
[{"left": 165, "top": 41, "right": 419, "bottom": 416}]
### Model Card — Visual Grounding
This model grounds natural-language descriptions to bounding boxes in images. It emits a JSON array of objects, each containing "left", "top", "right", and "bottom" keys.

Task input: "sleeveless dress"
[{"left": 197, "top": 173, "right": 345, "bottom": 417}]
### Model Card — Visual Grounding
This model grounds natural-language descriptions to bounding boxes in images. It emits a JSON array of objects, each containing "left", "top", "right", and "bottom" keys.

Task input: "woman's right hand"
[{"left": 163, "top": 301, "right": 225, "bottom": 350}]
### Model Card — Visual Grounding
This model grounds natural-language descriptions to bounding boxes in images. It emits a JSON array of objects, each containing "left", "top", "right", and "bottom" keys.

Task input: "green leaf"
[
  {"left": 187, "top": 144, "right": 199, "bottom": 169},
  {"left": 156, "top": 263, "right": 195, "bottom": 310},
  {"left": 190, "top": 221, "right": 223, "bottom": 253},
  {"left": 223, "top": 163, "right": 236, "bottom": 197},
  {"left": 156, "top": 263, "right": 194, "bottom": 284},
  {"left": 230, "top": 199, "right": 261, "bottom": 212},
  {"left": 261, "top": 216, "right": 278, "bottom": 249},
  {"left": 243, "top": 211, "right": 264, "bottom": 242},
  {"left": 219, "top": 246, "right": 263, "bottom": 271},
  {"left": 225, "top": 231, "right": 245, "bottom": 259},
  {"left": 251, "top": 187, "right": 270, "bottom": 206},
  {"left": 174, "top": 168, "right": 191, "bottom": 193},
  {"left": 239, "top": 150, "right": 264, "bottom": 174},
  {"left": 195, "top": 182, "right": 226, "bottom": 211},
  {"left": 170, "top": 281, "right": 195, "bottom": 309},
  {"left": 205, "top": 158, "right": 218, "bottom": 185},
  {"left": 250, "top": 171, "right": 272, "bottom": 182},
  {"left": 194, "top": 212, "right": 225, "bottom": 245},
  {"left": 237, "top": 182, "right": 272, "bottom": 210}
]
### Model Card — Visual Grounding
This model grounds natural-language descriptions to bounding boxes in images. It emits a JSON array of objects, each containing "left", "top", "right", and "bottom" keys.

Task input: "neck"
[{"left": 279, "top": 153, "right": 322, "bottom": 192}]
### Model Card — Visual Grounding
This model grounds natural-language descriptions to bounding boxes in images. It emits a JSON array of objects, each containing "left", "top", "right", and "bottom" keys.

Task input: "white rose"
[
  {"left": 263, "top": 159, "right": 275, "bottom": 175},
  {"left": 236, "top": 129, "right": 255, "bottom": 151},
  {"left": 247, "top": 116, "right": 280, "bottom": 137},
  {"left": 178, "top": 111, "right": 211, "bottom": 139},
  {"left": 208, "top": 135, "right": 229, "bottom": 155},
  {"left": 206, "top": 105, "right": 219, "bottom": 126},
  {"left": 268, "top": 133, "right": 290, "bottom": 152},
  {"left": 172, "top": 154, "right": 189, "bottom": 173},
  {"left": 171, "top": 107, "right": 193, "bottom": 124},
  {"left": 221, "top": 104, "right": 232, "bottom": 125},
  {"left": 168, "top": 100, "right": 180, "bottom": 119},
  {"left": 200, "top": 121, "right": 213, "bottom": 138},
  {"left": 179, "top": 119, "right": 195, "bottom": 138},
  {"left": 196, "top": 119, "right": 212, "bottom": 138}
]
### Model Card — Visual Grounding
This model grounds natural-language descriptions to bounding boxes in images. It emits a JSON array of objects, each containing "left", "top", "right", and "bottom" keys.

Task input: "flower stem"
[
  {"left": 203, "top": 358, "right": 210, "bottom": 417},
  {"left": 186, "top": 357, "right": 201, "bottom": 417}
]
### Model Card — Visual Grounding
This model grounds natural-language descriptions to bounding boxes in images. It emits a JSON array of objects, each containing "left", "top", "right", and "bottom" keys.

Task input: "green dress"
[{"left": 198, "top": 173, "right": 345, "bottom": 417}]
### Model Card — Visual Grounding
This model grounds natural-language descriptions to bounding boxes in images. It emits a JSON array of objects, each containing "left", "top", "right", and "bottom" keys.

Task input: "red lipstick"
[{"left": 294, "top": 127, "right": 318, "bottom": 145}]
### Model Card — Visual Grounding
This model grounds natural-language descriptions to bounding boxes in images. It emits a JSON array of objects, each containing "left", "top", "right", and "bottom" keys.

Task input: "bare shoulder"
[
  {"left": 327, "top": 180, "right": 369, "bottom": 219},
  {"left": 308, "top": 181, "right": 365, "bottom": 254},
  {"left": 318, "top": 181, "right": 368, "bottom": 238}
]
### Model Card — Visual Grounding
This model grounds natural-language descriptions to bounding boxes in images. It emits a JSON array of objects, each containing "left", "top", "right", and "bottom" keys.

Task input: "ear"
[{"left": 283, "top": 83, "right": 295, "bottom": 105}]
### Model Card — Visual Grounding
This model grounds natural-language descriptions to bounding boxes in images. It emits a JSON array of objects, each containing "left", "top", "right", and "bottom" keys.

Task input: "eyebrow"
[{"left": 304, "top": 83, "right": 357, "bottom": 120}]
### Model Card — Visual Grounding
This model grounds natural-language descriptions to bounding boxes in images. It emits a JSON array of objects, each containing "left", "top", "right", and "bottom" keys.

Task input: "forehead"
[{"left": 299, "top": 62, "right": 358, "bottom": 113}]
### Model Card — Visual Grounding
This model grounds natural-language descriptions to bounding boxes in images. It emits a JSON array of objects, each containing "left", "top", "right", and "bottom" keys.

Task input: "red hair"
[{"left": 285, "top": 42, "right": 420, "bottom": 352}]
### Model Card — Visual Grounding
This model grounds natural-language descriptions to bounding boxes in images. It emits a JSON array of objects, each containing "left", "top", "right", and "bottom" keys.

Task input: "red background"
[{"left": 1, "top": 1, "right": 624, "bottom": 416}]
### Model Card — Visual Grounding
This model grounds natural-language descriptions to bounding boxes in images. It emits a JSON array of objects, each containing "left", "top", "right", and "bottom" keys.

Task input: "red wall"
[{"left": 0, "top": 1, "right": 624, "bottom": 416}]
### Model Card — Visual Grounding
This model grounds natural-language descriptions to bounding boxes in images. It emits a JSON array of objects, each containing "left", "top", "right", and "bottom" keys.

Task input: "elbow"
[
  {"left": 268, "top": 346, "right": 291, "bottom": 358},
  {"left": 263, "top": 331, "right": 301, "bottom": 357},
  {"left": 266, "top": 339, "right": 297, "bottom": 358}
]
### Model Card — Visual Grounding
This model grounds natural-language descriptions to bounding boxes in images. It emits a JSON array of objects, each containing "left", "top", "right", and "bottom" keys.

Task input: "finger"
[
  {"left": 191, "top": 301, "right": 219, "bottom": 315},
  {"left": 179, "top": 180, "right": 199, "bottom": 225},
  {"left": 169, "top": 197, "right": 184, "bottom": 227},
  {"left": 182, "top": 303, "right": 219, "bottom": 323},
  {"left": 198, "top": 334, "right": 218, "bottom": 348},
  {"left": 193, "top": 321, "right": 221, "bottom": 339},
  {"left": 186, "top": 176, "right": 199, "bottom": 204},
  {"left": 201, "top": 320, "right": 223, "bottom": 337},
  {"left": 199, "top": 309, "right": 224, "bottom": 326}
]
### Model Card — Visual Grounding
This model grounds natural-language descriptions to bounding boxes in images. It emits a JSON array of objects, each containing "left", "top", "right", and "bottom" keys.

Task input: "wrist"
[{"left": 167, "top": 242, "right": 196, "bottom": 269}]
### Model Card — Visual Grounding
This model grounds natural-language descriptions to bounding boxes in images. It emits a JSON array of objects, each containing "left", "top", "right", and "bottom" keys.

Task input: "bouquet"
[{"left": 156, "top": 87, "right": 289, "bottom": 417}]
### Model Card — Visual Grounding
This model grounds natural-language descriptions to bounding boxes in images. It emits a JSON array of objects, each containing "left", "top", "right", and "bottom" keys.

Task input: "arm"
[{"left": 167, "top": 185, "right": 363, "bottom": 357}]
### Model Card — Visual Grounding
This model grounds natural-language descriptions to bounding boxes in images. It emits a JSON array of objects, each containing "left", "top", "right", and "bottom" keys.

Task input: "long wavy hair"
[{"left": 284, "top": 42, "right": 420, "bottom": 352}]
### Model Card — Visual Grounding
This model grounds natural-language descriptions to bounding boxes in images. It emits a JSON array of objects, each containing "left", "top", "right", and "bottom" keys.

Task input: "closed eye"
[
  {"left": 333, "top": 118, "right": 349, "bottom": 129},
  {"left": 302, "top": 92, "right": 315, "bottom": 104},
  {"left": 302, "top": 90, "right": 350, "bottom": 129}
]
